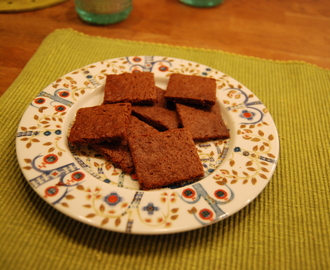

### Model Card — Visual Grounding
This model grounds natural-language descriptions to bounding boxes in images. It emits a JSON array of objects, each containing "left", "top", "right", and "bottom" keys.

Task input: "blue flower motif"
[
  {"left": 104, "top": 192, "right": 122, "bottom": 206},
  {"left": 55, "top": 130, "right": 62, "bottom": 135},
  {"left": 234, "top": 147, "right": 241, "bottom": 152},
  {"left": 44, "top": 131, "right": 51, "bottom": 136},
  {"left": 240, "top": 110, "right": 255, "bottom": 120},
  {"left": 143, "top": 203, "right": 159, "bottom": 215}
]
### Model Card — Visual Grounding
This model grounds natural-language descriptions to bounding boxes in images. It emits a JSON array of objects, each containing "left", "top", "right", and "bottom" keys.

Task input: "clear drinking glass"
[
  {"left": 180, "top": 0, "right": 224, "bottom": 7},
  {"left": 74, "top": 0, "right": 132, "bottom": 25}
]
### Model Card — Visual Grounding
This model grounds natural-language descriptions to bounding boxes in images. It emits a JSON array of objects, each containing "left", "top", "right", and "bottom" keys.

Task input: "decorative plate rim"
[{"left": 16, "top": 56, "right": 279, "bottom": 235}]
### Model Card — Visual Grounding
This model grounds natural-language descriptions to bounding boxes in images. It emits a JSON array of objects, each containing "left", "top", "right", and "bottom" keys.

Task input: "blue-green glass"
[
  {"left": 180, "top": 0, "right": 224, "bottom": 7},
  {"left": 74, "top": 0, "right": 132, "bottom": 25}
]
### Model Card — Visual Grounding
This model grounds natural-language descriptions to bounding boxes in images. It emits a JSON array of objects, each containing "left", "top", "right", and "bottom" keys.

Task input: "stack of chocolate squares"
[{"left": 68, "top": 72, "right": 229, "bottom": 190}]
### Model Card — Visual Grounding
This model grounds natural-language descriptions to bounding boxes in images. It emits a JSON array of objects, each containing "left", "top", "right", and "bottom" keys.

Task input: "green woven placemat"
[{"left": 0, "top": 28, "right": 329, "bottom": 270}]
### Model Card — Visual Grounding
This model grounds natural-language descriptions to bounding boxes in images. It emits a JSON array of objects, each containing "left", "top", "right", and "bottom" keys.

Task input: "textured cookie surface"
[
  {"left": 68, "top": 103, "right": 131, "bottom": 145},
  {"left": 165, "top": 73, "right": 216, "bottom": 106},
  {"left": 176, "top": 103, "right": 229, "bottom": 142},
  {"left": 92, "top": 116, "right": 158, "bottom": 174},
  {"left": 104, "top": 72, "right": 156, "bottom": 105},
  {"left": 128, "top": 128, "right": 204, "bottom": 190}
]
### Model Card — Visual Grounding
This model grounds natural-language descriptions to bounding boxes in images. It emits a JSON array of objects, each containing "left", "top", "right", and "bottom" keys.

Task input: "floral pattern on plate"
[{"left": 16, "top": 56, "right": 279, "bottom": 234}]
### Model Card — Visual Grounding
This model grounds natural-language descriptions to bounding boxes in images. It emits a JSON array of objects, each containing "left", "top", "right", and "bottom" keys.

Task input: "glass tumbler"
[
  {"left": 180, "top": 0, "right": 224, "bottom": 7},
  {"left": 74, "top": 0, "right": 132, "bottom": 25}
]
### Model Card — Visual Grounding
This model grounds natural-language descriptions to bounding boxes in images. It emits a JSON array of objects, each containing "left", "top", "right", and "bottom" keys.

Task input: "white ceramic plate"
[{"left": 16, "top": 56, "right": 279, "bottom": 234}]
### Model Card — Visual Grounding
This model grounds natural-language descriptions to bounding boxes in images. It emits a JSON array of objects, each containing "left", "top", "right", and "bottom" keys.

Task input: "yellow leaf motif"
[
  {"left": 259, "top": 173, "right": 268, "bottom": 179},
  {"left": 216, "top": 178, "right": 227, "bottom": 185},
  {"left": 267, "top": 153, "right": 276, "bottom": 158},
  {"left": 251, "top": 178, "right": 257, "bottom": 185},
  {"left": 261, "top": 167, "right": 269, "bottom": 172},
  {"left": 115, "top": 218, "right": 121, "bottom": 227},
  {"left": 43, "top": 142, "right": 52, "bottom": 146},
  {"left": 246, "top": 161, "right": 253, "bottom": 166},
  {"left": 101, "top": 218, "right": 109, "bottom": 226},
  {"left": 188, "top": 207, "right": 197, "bottom": 214},
  {"left": 76, "top": 185, "right": 84, "bottom": 190}
]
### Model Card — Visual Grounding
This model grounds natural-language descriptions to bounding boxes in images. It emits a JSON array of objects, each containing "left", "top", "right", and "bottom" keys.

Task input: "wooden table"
[{"left": 1, "top": 0, "right": 329, "bottom": 97}]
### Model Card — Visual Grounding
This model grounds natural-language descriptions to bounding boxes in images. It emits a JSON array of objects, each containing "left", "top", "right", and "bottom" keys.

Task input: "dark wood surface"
[{"left": 1, "top": 0, "right": 329, "bottom": 97}]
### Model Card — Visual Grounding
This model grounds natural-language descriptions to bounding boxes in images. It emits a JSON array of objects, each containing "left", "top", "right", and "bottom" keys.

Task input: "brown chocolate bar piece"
[
  {"left": 104, "top": 72, "right": 156, "bottom": 105},
  {"left": 132, "top": 87, "right": 180, "bottom": 131},
  {"left": 165, "top": 73, "right": 217, "bottom": 106},
  {"left": 68, "top": 103, "right": 131, "bottom": 145},
  {"left": 128, "top": 128, "right": 204, "bottom": 190},
  {"left": 92, "top": 116, "right": 158, "bottom": 174},
  {"left": 176, "top": 103, "right": 229, "bottom": 142}
]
